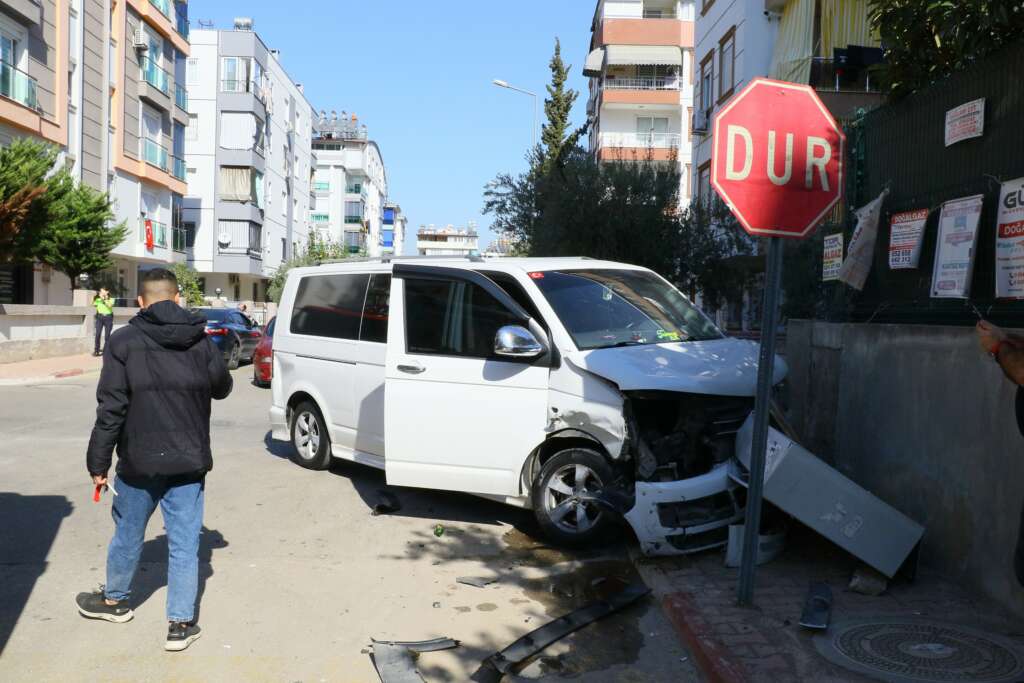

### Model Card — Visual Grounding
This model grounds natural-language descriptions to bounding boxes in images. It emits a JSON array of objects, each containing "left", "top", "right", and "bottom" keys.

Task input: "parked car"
[
  {"left": 269, "top": 257, "right": 787, "bottom": 552},
  {"left": 196, "top": 307, "right": 263, "bottom": 370},
  {"left": 253, "top": 317, "right": 275, "bottom": 387}
]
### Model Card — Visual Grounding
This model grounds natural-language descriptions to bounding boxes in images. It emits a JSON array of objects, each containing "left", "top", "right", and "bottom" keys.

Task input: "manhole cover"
[{"left": 814, "top": 618, "right": 1024, "bottom": 682}]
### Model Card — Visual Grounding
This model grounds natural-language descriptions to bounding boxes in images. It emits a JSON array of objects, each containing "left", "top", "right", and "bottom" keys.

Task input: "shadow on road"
[
  {"left": 130, "top": 527, "right": 228, "bottom": 623},
  {"left": 0, "top": 492, "right": 74, "bottom": 655}
]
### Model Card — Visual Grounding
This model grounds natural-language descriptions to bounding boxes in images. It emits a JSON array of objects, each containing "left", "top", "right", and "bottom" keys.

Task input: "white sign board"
[
  {"left": 888, "top": 209, "right": 929, "bottom": 269},
  {"left": 995, "top": 177, "right": 1024, "bottom": 299},
  {"left": 931, "top": 195, "right": 984, "bottom": 299},
  {"left": 823, "top": 234, "right": 844, "bottom": 281},
  {"left": 945, "top": 98, "right": 985, "bottom": 147}
]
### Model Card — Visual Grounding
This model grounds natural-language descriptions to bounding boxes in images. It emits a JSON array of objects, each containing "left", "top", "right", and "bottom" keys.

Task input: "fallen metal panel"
[
  {"left": 371, "top": 637, "right": 460, "bottom": 653},
  {"left": 370, "top": 637, "right": 459, "bottom": 683},
  {"left": 735, "top": 416, "right": 924, "bottom": 578}
]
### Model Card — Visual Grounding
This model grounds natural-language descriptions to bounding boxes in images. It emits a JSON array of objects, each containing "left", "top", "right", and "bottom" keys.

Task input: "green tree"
[
  {"left": 267, "top": 232, "right": 347, "bottom": 303},
  {"left": 172, "top": 263, "right": 206, "bottom": 307},
  {"left": 539, "top": 38, "right": 581, "bottom": 172},
  {"left": 36, "top": 174, "right": 128, "bottom": 291},
  {"left": 0, "top": 139, "right": 61, "bottom": 263},
  {"left": 868, "top": 0, "right": 1024, "bottom": 98}
]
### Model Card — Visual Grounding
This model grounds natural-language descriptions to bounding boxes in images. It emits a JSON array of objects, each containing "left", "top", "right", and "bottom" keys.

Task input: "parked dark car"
[
  {"left": 195, "top": 307, "right": 263, "bottom": 370},
  {"left": 253, "top": 317, "right": 275, "bottom": 387}
]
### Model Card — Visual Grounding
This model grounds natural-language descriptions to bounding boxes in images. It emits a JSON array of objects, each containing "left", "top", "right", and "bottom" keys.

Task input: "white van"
[{"left": 269, "top": 257, "right": 787, "bottom": 554}]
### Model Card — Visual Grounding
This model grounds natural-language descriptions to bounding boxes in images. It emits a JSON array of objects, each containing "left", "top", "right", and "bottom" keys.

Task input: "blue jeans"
[{"left": 104, "top": 475, "right": 205, "bottom": 623}]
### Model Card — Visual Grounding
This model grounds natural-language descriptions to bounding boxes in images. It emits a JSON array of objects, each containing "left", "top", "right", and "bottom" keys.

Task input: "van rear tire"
[
  {"left": 532, "top": 448, "right": 615, "bottom": 548},
  {"left": 290, "top": 401, "right": 331, "bottom": 470}
]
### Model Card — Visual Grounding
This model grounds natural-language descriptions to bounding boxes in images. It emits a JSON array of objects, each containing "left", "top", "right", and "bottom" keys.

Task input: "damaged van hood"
[{"left": 565, "top": 338, "right": 787, "bottom": 397}]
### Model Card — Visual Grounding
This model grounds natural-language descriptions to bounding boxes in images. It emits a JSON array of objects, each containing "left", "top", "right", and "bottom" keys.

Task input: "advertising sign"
[
  {"left": 996, "top": 177, "right": 1024, "bottom": 299},
  {"left": 823, "top": 233, "right": 844, "bottom": 281},
  {"left": 945, "top": 98, "right": 985, "bottom": 147},
  {"left": 931, "top": 195, "right": 984, "bottom": 298},
  {"left": 888, "top": 209, "right": 929, "bottom": 270}
]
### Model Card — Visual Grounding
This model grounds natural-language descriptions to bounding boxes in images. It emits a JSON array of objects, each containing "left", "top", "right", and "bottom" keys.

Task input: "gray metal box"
[{"left": 735, "top": 416, "right": 924, "bottom": 578}]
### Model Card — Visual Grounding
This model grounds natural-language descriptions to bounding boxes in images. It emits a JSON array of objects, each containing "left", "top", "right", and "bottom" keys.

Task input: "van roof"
[{"left": 286, "top": 255, "right": 650, "bottom": 278}]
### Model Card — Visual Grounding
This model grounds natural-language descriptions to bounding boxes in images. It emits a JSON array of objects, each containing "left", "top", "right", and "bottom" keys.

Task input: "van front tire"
[
  {"left": 290, "top": 401, "right": 331, "bottom": 470},
  {"left": 532, "top": 448, "right": 615, "bottom": 548}
]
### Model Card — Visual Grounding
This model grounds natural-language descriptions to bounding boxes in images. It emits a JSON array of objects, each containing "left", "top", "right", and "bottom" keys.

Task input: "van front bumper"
[{"left": 269, "top": 405, "right": 288, "bottom": 441}]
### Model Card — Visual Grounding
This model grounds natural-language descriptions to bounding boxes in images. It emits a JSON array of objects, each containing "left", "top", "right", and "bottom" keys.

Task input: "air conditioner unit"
[
  {"left": 132, "top": 29, "right": 148, "bottom": 50},
  {"left": 692, "top": 108, "right": 710, "bottom": 135}
]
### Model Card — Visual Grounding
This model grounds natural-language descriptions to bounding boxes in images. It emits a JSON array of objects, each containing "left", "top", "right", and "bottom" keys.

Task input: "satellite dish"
[{"left": 217, "top": 232, "right": 232, "bottom": 246}]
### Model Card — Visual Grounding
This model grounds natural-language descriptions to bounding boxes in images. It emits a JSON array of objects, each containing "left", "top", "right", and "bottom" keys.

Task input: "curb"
[
  {"left": 661, "top": 592, "right": 747, "bottom": 683},
  {"left": 0, "top": 366, "right": 97, "bottom": 386}
]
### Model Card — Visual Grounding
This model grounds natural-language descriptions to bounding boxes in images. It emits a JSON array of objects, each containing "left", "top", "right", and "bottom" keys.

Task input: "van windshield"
[{"left": 531, "top": 269, "right": 723, "bottom": 351}]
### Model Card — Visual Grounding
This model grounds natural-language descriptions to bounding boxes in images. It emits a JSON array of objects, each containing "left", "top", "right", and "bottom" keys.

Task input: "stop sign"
[{"left": 711, "top": 78, "right": 845, "bottom": 239}]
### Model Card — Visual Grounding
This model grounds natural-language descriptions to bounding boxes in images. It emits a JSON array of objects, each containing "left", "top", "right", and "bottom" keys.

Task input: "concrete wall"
[
  {"left": 0, "top": 304, "right": 135, "bottom": 363},
  {"left": 787, "top": 320, "right": 1024, "bottom": 616}
]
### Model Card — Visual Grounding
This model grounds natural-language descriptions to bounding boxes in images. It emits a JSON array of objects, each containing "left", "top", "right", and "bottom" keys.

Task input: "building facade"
[
  {"left": 382, "top": 203, "right": 406, "bottom": 256},
  {"left": 183, "top": 21, "right": 314, "bottom": 303},
  {"left": 584, "top": 0, "right": 696, "bottom": 202},
  {"left": 310, "top": 112, "right": 390, "bottom": 257},
  {"left": 416, "top": 223, "right": 479, "bottom": 257}
]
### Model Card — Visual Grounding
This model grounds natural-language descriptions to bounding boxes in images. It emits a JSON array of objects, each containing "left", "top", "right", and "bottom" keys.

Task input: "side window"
[
  {"left": 228, "top": 311, "right": 245, "bottom": 326},
  {"left": 405, "top": 277, "right": 520, "bottom": 358},
  {"left": 359, "top": 274, "right": 391, "bottom": 343},
  {"left": 290, "top": 274, "right": 370, "bottom": 340},
  {"left": 266, "top": 317, "right": 276, "bottom": 337}
]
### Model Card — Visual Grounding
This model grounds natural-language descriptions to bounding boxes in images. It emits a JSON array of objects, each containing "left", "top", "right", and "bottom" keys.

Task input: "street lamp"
[{"left": 493, "top": 79, "right": 538, "bottom": 149}]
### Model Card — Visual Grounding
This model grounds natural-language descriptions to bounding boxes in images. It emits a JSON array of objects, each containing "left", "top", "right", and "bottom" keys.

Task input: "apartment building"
[
  {"left": 183, "top": 20, "right": 315, "bottom": 303},
  {"left": 584, "top": 0, "right": 696, "bottom": 202},
  {"left": 310, "top": 112, "right": 390, "bottom": 257},
  {"left": 416, "top": 223, "right": 479, "bottom": 257},
  {"left": 691, "top": 0, "right": 881, "bottom": 204},
  {"left": 382, "top": 203, "right": 406, "bottom": 256}
]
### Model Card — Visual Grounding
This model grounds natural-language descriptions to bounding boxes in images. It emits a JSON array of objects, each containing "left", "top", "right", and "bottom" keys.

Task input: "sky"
[{"left": 189, "top": 0, "right": 595, "bottom": 253}]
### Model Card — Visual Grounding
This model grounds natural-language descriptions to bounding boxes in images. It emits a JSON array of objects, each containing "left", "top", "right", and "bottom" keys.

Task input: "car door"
[
  {"left": 384, "top": 266, "right": 551, "bottom": 497},
  {"left": 228, "top": 311, "right": 260, "bottom": 356}
]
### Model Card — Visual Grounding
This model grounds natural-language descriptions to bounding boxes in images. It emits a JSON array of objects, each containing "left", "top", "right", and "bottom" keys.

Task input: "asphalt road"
[{"left": 0, "top": 366, "right": 697, "bottom": 682}]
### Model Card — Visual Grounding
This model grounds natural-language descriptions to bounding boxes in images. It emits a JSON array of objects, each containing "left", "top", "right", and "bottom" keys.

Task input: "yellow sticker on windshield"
[{"left": 656, "top": 330, "right": 681, "bottom": 341}]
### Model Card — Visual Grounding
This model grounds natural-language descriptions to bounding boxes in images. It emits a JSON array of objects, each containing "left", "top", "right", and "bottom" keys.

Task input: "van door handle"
[{"left": 397, "top": 362, "right": 426, "bottom": 375}]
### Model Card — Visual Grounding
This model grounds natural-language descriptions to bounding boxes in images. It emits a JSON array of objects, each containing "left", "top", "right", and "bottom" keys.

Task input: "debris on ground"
[
  {"left": 724, "top": 522, "right": 787, "bottom": 568},
  {"left": 433, "top": 524, "right": 445, "bottom": 537},
  {"left": 457, "top": 576, "right": 496, "bottom": 588},
  {"left": 799, "top": 582, "right": 833, "bottom": 630},
  {"left": 848, "top": 564, "right": 889, "bottom": 596},
  {"left": 371, "top": 490, "right": 402, "bottom": 516},
  {"left": 470, "top": 583, "right": 651, "bottom": 682},
  {"left": 369, "top": 637, "right": 459, "bottom": 683}
]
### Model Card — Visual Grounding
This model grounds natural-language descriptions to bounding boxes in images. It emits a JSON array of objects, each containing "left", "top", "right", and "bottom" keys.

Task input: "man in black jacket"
[{"left": 76, "top": 268, "right": 232, "bottom": 652}]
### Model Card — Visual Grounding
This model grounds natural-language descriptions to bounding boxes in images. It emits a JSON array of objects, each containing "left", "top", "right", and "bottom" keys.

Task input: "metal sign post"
[{"left": 737, "top": 236, "right": 784, "bottom": 606}]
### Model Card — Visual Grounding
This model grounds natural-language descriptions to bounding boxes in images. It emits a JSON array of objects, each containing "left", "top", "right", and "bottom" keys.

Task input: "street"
[{"left": 0, "top": 368, "right": 696, "bottom": 682}]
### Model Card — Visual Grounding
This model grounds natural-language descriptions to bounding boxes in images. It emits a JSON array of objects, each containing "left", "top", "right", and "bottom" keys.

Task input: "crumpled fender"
[{"left": 546, "top": 356, "right": 628, "bottom": 458}]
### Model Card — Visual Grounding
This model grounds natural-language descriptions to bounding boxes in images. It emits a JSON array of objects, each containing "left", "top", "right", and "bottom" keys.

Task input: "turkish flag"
[{"left": 145, "top": 219, "right": 154, "bottom": 250}]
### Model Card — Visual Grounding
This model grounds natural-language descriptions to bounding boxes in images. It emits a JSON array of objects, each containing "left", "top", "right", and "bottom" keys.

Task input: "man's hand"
[
  {"left": 91, "top": 473, "right": 108, "bottom": 487},
  {"left": 977, "top": 320, "right": 1008, "bottom": 354}
]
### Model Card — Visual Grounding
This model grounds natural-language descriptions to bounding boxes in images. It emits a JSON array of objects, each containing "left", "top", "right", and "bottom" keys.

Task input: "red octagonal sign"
[{"left": 712, "top": 78, "right": 846, "bottom": 239}]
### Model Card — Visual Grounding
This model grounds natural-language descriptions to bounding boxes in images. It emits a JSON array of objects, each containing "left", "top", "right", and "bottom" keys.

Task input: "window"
[
  {"left": 186, "top": 57, "right": 199, "bottom": 85},
  {"left": 700, "top": 52, "right": 715, "bottom": 113},
  {"left": 184, "top": 221, "right": 196, "bottom": 247},
  {"left": 252, "top": 282, "right": 258, "bottom": 302},
  {"left": 290, "top": 273, "right": 370, "bottom": 340},
  {"left": 219, "top": 166, "right": 255, "bottom": 202},
  {"left": 221, "top": 56, "right": 250, "bottom": 92},
  {"left": 345, "top": 201, "right": 364, "bottom": 223},
  {"left": 404, "top": 278, "right": 520, "bottom": 359},
  {"left": 698, "top": 163, "right": 712, "bottom": 206},
  {"left": 636, "top": 116, "right": 669, "bottom": 145},
  {"left": 186, "top": 113, "right": 198, "bottom": 140},
  {"left": 718, "top": 28, "right": 736, "bottom": 103},
  {"left": 360, "top": 274, "right": 391, "bottom": 343}
]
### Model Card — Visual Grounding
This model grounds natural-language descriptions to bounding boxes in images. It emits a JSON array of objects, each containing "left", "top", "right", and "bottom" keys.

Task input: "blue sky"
[{"left": 189, "top": 0, "right": 594, "bottom": 252}]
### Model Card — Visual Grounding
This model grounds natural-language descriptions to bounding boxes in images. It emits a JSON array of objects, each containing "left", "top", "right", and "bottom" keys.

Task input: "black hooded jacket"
[{"left": 86, "top": 301, "right": 233, "bottom": 478}]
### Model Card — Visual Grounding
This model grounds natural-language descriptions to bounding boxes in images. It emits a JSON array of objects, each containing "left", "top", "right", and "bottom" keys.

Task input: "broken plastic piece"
[
  {"left": 472, "top": 583, "right": 650, "bottom": 681},
  {"left": 456, "top": 576, "right": 496, "bottom": 588},
  {"left": 433, "top": 524, "right": 445, "bottom": 537},
  {"left": 724, "top": 522, "right": 787, "bottom": 568},
  {"left": 370, "top": 637, "right": 459, "bottom": 683},
  {"left": 371, "top": 637, "right": 460, "bottom": 652},
  {"left": 799, "top": 582, "right": 833, "bottom": 630},
  {"left": 372, "top": 490, "right": 402, "bottom": 516}
]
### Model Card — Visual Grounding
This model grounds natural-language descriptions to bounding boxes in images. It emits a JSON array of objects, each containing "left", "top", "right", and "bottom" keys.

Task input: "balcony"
[
  {"left": 809, "top": 57, "right": 885, "bottom": 118},
  {"left": 140, "top": 217, "right": 168, "bottom": 248},
  {"left": 313, "top": 182, "right": 330, "bottom": 195},
  {"left": 310, "top": 213, "right": 329, "bottom": 225},
  {"left": 345, "top": 183, "right": 368, "bottom": 199},
  {"left": 597, "top": 131, "right": 681, "bottom": 162},
  {"left": 221, "top": 79, "right": 265, "bottom": 103},
  {"left": 172, "top": 223, "right": 187, "bottom": 252},
  {"left": 141, "top": 58, "right": 169, "bottom": 94},
  {"left": 171, "top": 154, "right": 186, "bottom": 180},
  {"left": 0, "top": 60, "right": 39, "bottom": 111},
  {"left": 141, "top": 137, "right": 169, "bottom": 172},
  {"left": 175, "top": 83, "right": 187, "bottom": 111},
  {"left": 149, "top": 0, "right": 171, "bottom": 19},
  {"left": 604, "top": 77, "right": 680, "bottom": 91},
  {"left": 344, "top": 231, "right": 366, "bottom": 254},
  {"left": 174, "top": 2, "right": 189, "bottom": 38},
  {"left": 344, "top": 215, "right": 365, "bottom": 226}
]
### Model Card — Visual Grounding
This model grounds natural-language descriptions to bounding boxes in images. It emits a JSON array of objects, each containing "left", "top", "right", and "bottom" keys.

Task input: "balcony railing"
[
  {"left": 140, "top": 57, "right": 170, "bottom": 95},
  {"left": 603, "top": 9, "right": 678, "bottom": 19},
  {"left": 142, "top": 137, "right": 169, "bottom": 171},
  {"left": 599, "top": 131, "right": 681, "bottom": 149},
  {"left": 149, "top": 0, "right": 171, "bottom": 18},
  {"left": 140, "top": 218, "right": 168, "bottom": 248},
  {"left": 345, "top": 184, "right": 368, "bottom": 198},
  {"left": 313, "top": 182, "right": 330, "bottom": 194},
  {"left": 810, "top": 57, "right": 882, "bottom": 93},
  {"left": 0, "top": 60, "right": 39, "bottom": 111},
  {"left": 175, "top": 83, "right": 187, "bottom": 111},
  {"left": 171, "top": 154, "right": 186, "bottom": 180},
  {"left": 174, "top": 4, "right": 189, "bottom": 38},
  {"left": 310, "top": 213, "right": 329, "bottom": 225},
  {"left": 344, "top": 215, "right": 364, "bottom": 225},
  {"left": 603, "top": 77, "right": 681, "bottom": 91},
  {"left": 344, "top": 230, "right": 366, "bottom": 254},
  {"left": 172, "top": 223, "right": 187, "bottom": 252},
  {"left": 220, "top": 79, "right": 266, "bottom": 104}
]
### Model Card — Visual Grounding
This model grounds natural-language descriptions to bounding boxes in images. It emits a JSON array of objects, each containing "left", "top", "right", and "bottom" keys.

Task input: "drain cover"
[{"left": 814, "top": 618, "right": 1024, "bottom": 682}]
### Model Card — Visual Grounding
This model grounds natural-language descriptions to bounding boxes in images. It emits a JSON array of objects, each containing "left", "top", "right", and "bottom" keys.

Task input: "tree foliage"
[
  {"left": 0, "top": 139, "right": 60, "bottom": 263},
  {"left": 539, "top": 38, "right": 581, "bottom": 173},
  {"left": 267, "top": 232, "right": 348, "bottom": 303},
  {"left": 172, "top": 263, "right": 206, "bottom": 307},
  {"left": 869, "top": 0, "right": 1024, "bottom": 98}
]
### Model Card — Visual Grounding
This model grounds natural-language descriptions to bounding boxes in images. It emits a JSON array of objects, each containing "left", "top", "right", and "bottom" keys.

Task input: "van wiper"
[{"left": 607, "top": 340, "right": 644, "bottom": 348}]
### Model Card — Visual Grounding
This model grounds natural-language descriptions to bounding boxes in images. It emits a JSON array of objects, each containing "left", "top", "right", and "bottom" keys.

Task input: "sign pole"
[{"left": 737, "top": 236, "right": 784, "bottom": 606}]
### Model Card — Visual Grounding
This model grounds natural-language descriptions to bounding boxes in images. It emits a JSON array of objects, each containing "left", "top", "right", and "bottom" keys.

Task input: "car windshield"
[{"left": 531, "top": 269, "right": 723, "bottom": 351}]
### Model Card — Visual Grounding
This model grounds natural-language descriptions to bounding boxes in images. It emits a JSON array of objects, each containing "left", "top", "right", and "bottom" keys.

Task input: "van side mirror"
[{"left": 494, "top": 325, "right": 545, "bottom": 359}]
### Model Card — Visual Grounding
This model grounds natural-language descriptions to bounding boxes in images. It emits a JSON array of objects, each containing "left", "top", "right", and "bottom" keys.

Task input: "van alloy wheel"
[
  {"left": 294, "top": 412, "right": 320, "bottom": 461},
  {"left": 288, "top": 400, "right": 331, "bottom": 470},
  {"left": 541, "top": 463, "right": 605, "bottom": 534}
]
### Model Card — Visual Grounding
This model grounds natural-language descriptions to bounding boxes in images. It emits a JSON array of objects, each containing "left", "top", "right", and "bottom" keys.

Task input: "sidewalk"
[
  {"left": 637, "top": 526, "right": 1024, "bottom": 682},
  {"left": 0, "top": 353, "right": 103, "bottom": 385}
]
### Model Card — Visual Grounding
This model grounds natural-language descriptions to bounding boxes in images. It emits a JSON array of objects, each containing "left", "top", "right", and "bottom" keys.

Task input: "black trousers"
[{"left": 94, "top": 314, "right": 113, "bottom": 353}]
